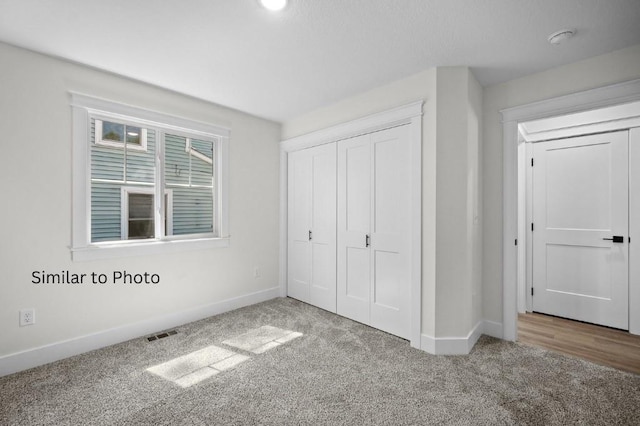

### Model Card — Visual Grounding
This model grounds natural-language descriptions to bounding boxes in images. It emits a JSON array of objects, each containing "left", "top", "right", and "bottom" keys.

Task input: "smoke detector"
[{"left": 548, "top": 29, "right": 576, "bottom": 45}]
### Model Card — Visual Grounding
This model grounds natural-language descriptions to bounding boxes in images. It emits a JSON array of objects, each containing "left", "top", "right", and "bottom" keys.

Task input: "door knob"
[{"left": 602, "top": 236, "right": 624, "bottom": 243}]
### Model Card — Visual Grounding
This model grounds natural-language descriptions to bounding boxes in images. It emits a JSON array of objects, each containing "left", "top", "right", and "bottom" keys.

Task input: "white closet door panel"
[
  {"left": 288, "top": 241, "right": 310, "bottom": 301},
  {"left": 288, "top": 143, "right": 337, "bottom": 310},
  {"left": 630, "top": 127, "right": 640, "bottom": 335},
  {"left": 289, "top": 151, "right": 312, "bottom": 243},
  {"left": 532, "top": 131, "right": 629, "bottom": 330},
  {"left": 345, "top": 143, "right": 371, "bottom": 233},
  {"left": 370, "top": 125, "right": 411, "bottom": 339},
  {"left": 309, "top": 143, "right": 337, "bottom": 312},
  {"left": 337, "top": 135, "right": 371, "bottom": 323},
  {"left": 287, "top": 149, "right": 312, "bottom": 303},
  {"left": 346, "top": 248, "right": 371, "bottom": 300}
]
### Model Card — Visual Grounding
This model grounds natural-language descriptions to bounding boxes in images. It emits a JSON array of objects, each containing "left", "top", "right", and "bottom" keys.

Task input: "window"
[
  {"left": 72, "top": 94, "right": 229, "bottom": 261},
  {"left": 95, "top": 119, "right": 148, "bottom": 151},
  {"left": 121, "top": 188, "right": 173, "bottom": 240}
]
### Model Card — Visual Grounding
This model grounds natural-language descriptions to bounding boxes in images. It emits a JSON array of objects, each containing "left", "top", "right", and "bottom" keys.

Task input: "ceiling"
[{"left": 1, "top": 0, "right": 639, "bottom": 122}]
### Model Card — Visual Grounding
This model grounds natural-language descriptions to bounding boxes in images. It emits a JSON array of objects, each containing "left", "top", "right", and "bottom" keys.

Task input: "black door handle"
[
  {"left": 603, "top": 236, "right": 624, "bottom": 243},
  {"left": 365, "top": 234, "right": 370, "bottom": 247},
  {"left": 308, "top": 230, "right": 312, "bottom": 241}
]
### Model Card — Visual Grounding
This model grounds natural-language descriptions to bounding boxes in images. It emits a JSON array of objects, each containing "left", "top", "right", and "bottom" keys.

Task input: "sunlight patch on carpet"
[
  {"left": 222, "top": 325, "right": 303, "bottom": 354},
  {"left": 146, "top": 345, "right": 249, "bottom": 388}
]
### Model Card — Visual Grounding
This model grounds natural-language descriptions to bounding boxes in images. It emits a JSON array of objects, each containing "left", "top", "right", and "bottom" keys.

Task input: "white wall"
[
  {"left": 482, "top": 44, "right": 640, "bottom": 326},
  {"left": 0, "top": 42, "right": 281, "bottom": 369},
  {"left": 433, "top": 67, "right": 483, "bottom": 338},
  {"left": 468, "top": 72, "right": 484, "bottom": 335}
]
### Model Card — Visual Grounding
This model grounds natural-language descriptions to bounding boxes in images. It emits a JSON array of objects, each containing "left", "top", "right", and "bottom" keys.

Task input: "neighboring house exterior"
[{"left": 90, "top": 119, "right": 215, "bottom": 242}]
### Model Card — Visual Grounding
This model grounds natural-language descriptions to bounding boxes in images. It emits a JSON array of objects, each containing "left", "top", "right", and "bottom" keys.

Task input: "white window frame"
[
  {"left": 71, "top": 93, "right": 230, "bottom": 261},
  {"left": 121, "top": 187, "right": 173, "bottom": 240},
  {"left": 95, "top": 119, "right": 148, "bottom": 151}
]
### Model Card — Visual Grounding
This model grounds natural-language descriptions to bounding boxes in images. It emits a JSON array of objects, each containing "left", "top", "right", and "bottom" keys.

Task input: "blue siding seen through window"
[
  {"left": 165, "top": 134, "right": 215, "bottom": 235},
  {"left": 90, "top": 120, "right": 216, "bottom": 242}
]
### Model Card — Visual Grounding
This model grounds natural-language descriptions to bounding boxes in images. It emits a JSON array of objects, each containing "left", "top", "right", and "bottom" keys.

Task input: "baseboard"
[
  {"left": 0, "top": 286, "right": 280, "bottom": 377},
  {"left": 482, "top": 320, "right": 504, "bottom": 339},
  {"left": 420, "top": 320, "right": 503, "bottom": 355}
]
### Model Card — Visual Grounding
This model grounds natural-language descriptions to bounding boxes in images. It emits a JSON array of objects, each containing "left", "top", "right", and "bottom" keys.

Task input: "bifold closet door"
[
  {"left": 337, "top": 125, "right": 411, "bottom": 339},
  {"left": 287, "top": 143, "right": 337, "bottom": 312}
]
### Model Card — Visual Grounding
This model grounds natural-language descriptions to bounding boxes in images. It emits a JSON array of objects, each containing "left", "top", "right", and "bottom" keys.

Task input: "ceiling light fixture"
[
  {"left": 547, "top": 29, "right": 576, "bottom": 45},
  {"left": 260, "top": 0, "right": 287, "bottom": 11}
]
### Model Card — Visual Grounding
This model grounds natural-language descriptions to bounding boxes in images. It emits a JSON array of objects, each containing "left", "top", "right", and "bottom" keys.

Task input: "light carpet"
[{"left": 1, "top": 297, "right": 638, "bottom": 425}]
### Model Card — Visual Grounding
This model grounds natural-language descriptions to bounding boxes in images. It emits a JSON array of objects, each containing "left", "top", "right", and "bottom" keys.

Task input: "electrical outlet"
[{"left": 19, "top": 309, "right": 35, "bottom": 327}]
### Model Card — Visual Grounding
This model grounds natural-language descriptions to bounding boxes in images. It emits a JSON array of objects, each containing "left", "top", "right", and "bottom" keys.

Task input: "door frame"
[
  {"left": 280, "top": 101, "right": 424, "bottom": 348},
  {"left": 501, "top": 79, "right": 640, "bottom": 341}
]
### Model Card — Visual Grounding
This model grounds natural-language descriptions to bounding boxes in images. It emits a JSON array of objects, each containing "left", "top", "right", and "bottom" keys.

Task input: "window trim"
[{"left": 71, "top": 93, "right": 230, "bottom": 261}]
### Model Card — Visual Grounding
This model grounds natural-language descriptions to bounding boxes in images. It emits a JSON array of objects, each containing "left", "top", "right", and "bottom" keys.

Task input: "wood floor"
[{"left": 518, "top": 312, "right": 640, "bottom": 375}]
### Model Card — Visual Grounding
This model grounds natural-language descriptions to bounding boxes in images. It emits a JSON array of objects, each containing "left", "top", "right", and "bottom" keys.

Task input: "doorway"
[{"left": 500, "top": 79, "right": 640, "bottom": 342}]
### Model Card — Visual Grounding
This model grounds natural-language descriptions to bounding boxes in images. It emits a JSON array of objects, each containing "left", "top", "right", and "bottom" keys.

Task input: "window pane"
[
  {"left": 103, "top": 121, "right": 124, "bottom": 142},
  {"left": 126, "top": 126, "right": 142, "bottom": 145},
  {"left": 91, "top": 182, "right": 122, "bottom": 242},
  {"left": 172, "top": 187, "right": 214, "bottom": 235},
  {"left": 190, "top": 139, "right": 214, "bottom": 187},
  {"left": 92, "top": 120, "right": 124, "bottom": 182},
  {"left": 164, "top": 134, "right": 216, "bottom": 237},
  {"left": 128, "top": 193, "right": 153, "bottom": 218},
  {"left": 128, "top": 219, "right": 154, "bottom": 239},
  {"left": 164, "top": 134, "right": 190, "bottom": 186},
  {"left": 91, "top": 119, "right": 155, "bottom": 242},
  {"left": 125, "top": 129, "right": 155, "bottom": 183},
  {"left": 128, "top": 193, "right": 154, "bottom": 239}
]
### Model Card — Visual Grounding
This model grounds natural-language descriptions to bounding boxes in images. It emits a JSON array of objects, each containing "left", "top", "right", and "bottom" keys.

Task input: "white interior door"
[
  {"left": 287, "top": 148, "right": 312, "bottom": 303},
  {"left": 337, "top": 125, "right": 411, "bottom": 339},
  {"left": 532, "top": 131, "right": 629, "bottom": 330},
  {"left": 287, "top": 144, "right": 337, "bottom": 312},
  {"left": 337, "top": 134, "right": 371, "bottom": 324},
  {"left": 309, "top": 144, "right": 337, "bottom": 312},
  {"left": 369, "top": 126, "right": 411, "bottom": 338}
]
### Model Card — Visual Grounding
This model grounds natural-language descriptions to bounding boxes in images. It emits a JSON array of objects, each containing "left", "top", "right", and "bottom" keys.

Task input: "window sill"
[{"left": 71, "top": 237, "right": 230, "bottom": 262}]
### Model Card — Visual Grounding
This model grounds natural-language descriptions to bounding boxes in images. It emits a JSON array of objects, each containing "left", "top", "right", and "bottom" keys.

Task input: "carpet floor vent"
[{"left": 147, "top": 330, "right": 178, "bottom": 342}]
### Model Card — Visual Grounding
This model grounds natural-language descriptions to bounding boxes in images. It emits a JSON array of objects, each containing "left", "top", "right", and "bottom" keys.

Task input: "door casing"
[{"left": 501, "top": 79, "right": 640, "bottom": 341}]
